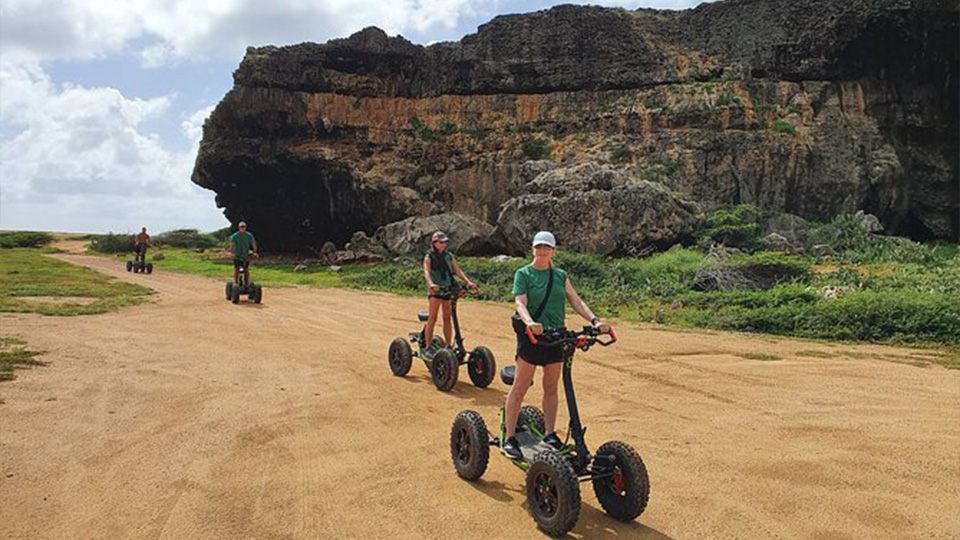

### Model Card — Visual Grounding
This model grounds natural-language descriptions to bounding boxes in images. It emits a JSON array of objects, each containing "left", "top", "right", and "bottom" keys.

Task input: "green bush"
[
  {"left": 522, "top": 137, "right": 551, "bottom": 160},
  {"left": 730, "top": 251, "right": 812, "bottom": 284},
  {"left": 154, "top": 228, "right": 218, "bottom": 249},
  {"left": 0, "top": 231, "right": 53, "bottom": 248},
  {"left": 209, "top": 227, "right": 233, "bottom": 242},
  {"left": 699, "top": 204, "right": 762, "bottom": 249},
  {"left": 88, "top": 233, "right": 135, "bottom": 253},
  {"left": 773, "top": 120, "right": 796, "bottom": 134}
]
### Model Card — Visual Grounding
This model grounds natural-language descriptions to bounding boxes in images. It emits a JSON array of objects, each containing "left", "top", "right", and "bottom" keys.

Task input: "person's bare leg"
[
  {"left": 541, "top": 362, "right": 563, "bottom": 434},
  {"left": 424, "top": 297, "right": 441, "bottom": 348},
  {"left": 233, "top": 263, "right": 240, "bottom": 284},
  {"left": 440, "top": 300, "right": 452, "bottom": 345},
  {"left": 505, "top": 358, "right": 537, "bottom": 438}
]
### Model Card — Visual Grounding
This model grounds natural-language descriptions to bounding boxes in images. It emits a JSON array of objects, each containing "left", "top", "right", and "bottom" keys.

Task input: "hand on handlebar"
[
  {"left": 253, "top": 252, "right": 260, "bottom": 259},
  {"left": 527, "top": 322, "right": 543, "bottom": 336},
  {"left": 428, "top": 283, "right": 437, "bottom": 295}
]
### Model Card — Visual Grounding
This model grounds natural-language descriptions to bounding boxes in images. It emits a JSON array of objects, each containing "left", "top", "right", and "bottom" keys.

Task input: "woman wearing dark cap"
[{"left": 423, "top": 231, "right": 478, "bottom": 357}]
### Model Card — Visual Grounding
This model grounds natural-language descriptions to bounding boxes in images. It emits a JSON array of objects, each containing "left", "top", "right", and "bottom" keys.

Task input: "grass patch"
[
  {"left": 795, "top": 350, "right": 834, "bottom": 358},
  {"left": 0, "top": 248, "right": 153, "bottom": 315},
  {"left": 735, "top": 352, "right": 781, "bottom": 361},
  {"left": 0, "top": 231, "right": 54, "bottom": 248},
  {"left": 0, "top": 337, "right": 46, "bottom": 382}
]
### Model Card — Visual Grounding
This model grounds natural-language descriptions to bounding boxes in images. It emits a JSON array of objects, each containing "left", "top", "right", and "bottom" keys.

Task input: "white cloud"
[
  {"left": 0, "top": 55, "right": 224, "bottom": 232},
  {"left": 0, "top": 0, "right": 483, "bottom": 67}
]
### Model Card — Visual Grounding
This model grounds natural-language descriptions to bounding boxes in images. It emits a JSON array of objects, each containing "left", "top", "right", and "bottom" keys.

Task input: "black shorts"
[
  {"left": 515, "top": 331, "right": 565, "bottom": 366},
  {"left": 233, "top": 258, "right": 250, "bottom": 269}
]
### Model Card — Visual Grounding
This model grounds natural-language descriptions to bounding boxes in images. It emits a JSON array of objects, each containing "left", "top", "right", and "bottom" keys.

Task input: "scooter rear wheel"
[
  {"left": 388, "top": 338, "right": 413, "bottom": 376},
  {"left": 467, "top": 346, "right": 496, "bottom": 388},
  {"left": 431, "top": 348, "right": 458, "bottom": 391},
  {"left": 225, "top": 282, "right": 233, "bottom": 300},
  {"left": 450, "top": 410, "right": 489, "bottom": 480}
]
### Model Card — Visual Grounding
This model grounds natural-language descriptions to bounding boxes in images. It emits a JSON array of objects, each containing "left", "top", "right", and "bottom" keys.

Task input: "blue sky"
[{"left": 0, "top": 0, "right": 705, "bottom": 234}]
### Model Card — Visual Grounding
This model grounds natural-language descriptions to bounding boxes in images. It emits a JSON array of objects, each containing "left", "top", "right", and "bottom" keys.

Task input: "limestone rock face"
[
  {"left": 193, "top": 0, "right": 959, "bottom": 252},
  {"left": 376, "top": 213, "right": 494, "bottom": 255},
  {"left": 492, "top": 163, "right": 704, "bottom": 255}
]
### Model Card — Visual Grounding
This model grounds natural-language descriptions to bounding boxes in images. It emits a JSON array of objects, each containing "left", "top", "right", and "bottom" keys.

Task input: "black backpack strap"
[{"left": 530, "top": 266, "right": 554, "bottom": 321}]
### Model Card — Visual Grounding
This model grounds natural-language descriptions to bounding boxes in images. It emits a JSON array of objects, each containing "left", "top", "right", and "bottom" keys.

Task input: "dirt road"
[{"left": 2, "top": 253, "right": 958, "bottom": 540}]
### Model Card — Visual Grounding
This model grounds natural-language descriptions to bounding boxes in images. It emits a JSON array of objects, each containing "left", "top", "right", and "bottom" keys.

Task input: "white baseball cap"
[{"left": 532, "top": 231, "right": 556, "bottom": 248}]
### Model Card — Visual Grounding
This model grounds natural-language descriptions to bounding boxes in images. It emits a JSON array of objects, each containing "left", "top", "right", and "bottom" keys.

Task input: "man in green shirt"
[{"left": 228, "top": 221, "right": 259, "bottom": 285}]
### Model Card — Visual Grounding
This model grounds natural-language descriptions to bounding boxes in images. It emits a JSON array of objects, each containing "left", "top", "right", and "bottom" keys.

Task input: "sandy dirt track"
[{"left": 1, "top": 253, "right": 958, "bottom": 540}]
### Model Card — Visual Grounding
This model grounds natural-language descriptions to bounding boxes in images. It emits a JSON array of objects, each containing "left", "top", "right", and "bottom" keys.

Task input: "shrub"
[
  {"left": 0, "top": 231, "right": 53, "bottom": 248},
  {"left": 88, "top": 233, "right": 135, "bottom": 253},
  {"left": 522, "top": 137, "right": 551, "bottom": 160},
  {"left": 773, "top": 120, "right": 796, "bottom": 134},
  {"left": 699, "top": 204, "right": 762, "bottom": 250},
  {"left": 154, "top": 228, "right": 218, "bottom": 249},
  {"left": 209, "top": 227, "right": 233, "bottom": 242}
]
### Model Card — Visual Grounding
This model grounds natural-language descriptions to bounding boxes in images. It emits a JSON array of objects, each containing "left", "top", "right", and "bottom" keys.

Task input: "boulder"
[
  {"left": 760, "top": 232, "right": 795, "bottom": 253},
  {"left": 763, "top": 213, "right": 809, "bottom": 245},
  {"left": 491, "top": 163, "right": 703, "bottom": 255},
  {"left": 853, "top": 210, "right": 884, "bottom": 233},
  {"left": 376, "top": 212, "right": 494, "bottom": 255}
]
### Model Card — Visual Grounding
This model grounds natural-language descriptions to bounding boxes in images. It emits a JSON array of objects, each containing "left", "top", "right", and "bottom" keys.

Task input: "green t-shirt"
[
  {"left": 230, "top": 231, "right": 256, "bottom": 259},
  {"left": 427, "top": 250, "right": 456, "bottom": 288},
  {"left": 513, "top": 265, "right": 567, "bottom": 329}
]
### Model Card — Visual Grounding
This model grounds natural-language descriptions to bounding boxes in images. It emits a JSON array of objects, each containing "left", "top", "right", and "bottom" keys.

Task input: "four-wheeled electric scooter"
[
  {"left": 449, "top": 325, "right": 649, "bottom": 536},
  {"left": 126, "top": 244, "right": 153, "bottom": 274},
  {"left": 388, "top": 282, "right": 496, "bottom": 391},
  {"left": 225, "top": 260, "right": 262, "bottom": 304}
]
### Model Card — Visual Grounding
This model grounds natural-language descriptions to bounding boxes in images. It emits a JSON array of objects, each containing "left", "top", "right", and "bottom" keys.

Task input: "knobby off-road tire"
[
  {"left": 146, "top": 263, "right": 153, "bottom": 274},
  {"left": 431, "top": 348, "right": 459, "bottom": 391},
  {"left": 388, "top": 338, "right": 413, "bottom": 377},
  {"left": 225, "top": 282, "right": 233, "bottom": 300},
  {"left": 231, "top": 286, "right": 240, "bottom": 304},
  {"left": 592, "top": 441, "right": 650, "bottom": 522},
  {"left": 518, "top": 406, "right": 546, "bottom": 436},
  {"left": 467, "top": 346, "right": 496, "bottom": 388},
  {"left": 126, "top": 261, "right": 133, "bottom": 272},
  {"left": 526, "top": 451, "right": 581, "bottom": 536},
  {"left": 450, "top": 410, "right": 489, "bottom": 481},
  {"left": 253, "top": 284, "right": 262, "bottom": 304}
]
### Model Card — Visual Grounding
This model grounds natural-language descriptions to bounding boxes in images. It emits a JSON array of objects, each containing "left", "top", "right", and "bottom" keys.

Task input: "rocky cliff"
[{"left": 192, "top": 0, "right": 959, "bottom": 253}]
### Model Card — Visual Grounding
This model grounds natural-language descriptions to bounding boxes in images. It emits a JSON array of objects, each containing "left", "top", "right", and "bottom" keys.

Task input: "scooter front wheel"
[
  {"left": 450, "top": 410, "right": 489, "bottom": 480},
  {"left": 526, "top": 450, "right": 581, "bottom": 536},
  {"left": 388, "top": 338, "right": 413, "bottom": 376},
  {"left": 592, "top": 441, "right": 649, "bottom": 522},
  {"left": 468, "top": 346, "right": 496, "bottom": 388}
]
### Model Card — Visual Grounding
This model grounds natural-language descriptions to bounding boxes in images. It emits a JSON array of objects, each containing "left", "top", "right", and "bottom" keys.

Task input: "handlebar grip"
[{"left": 525, "top": 325, "right": 539, "bottom": 345}]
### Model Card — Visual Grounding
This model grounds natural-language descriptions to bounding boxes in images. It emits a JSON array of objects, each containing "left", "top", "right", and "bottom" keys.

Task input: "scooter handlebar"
[{"left": 525, "top": 325, "right": 616, "bottom": 350}]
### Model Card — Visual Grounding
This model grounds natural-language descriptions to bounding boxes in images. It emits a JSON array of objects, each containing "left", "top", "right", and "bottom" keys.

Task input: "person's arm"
[
  {"left": 251, "top": 238, "right": 259, "bottom": 257},
  {"left": 515, "top": 294, "right": 543, "bottom": 335},
  {"left": 565, "top": 277, "right": 604, "bottom": 328},
  {"left": 423, "top": 255, "right": 436, "bottom": 293},
  {"left": 229, "top": 239, "right": 234, "bottom": 255},
  {"left": 451, "top": 257, "right": 477, "bottom": 290}
]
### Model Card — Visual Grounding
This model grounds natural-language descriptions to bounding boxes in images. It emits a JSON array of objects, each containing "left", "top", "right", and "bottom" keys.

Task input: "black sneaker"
[
  {"left": 543, "top": 432, "right": 565, "bottom": 451},
  {"left": 501, "top": 436, "right": 523, "bottom": 460}
]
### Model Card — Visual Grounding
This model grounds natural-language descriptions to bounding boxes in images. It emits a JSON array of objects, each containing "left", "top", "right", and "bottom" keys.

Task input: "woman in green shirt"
[
  {"left": 422, "top": 231, "right": 478, "bottom": 357},
  {"left": 501, "top": 231, "right": 608, "bottom": 460}
]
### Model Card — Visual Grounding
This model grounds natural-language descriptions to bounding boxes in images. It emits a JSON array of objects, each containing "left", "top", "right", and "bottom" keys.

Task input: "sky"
[{"left": 0, "top": 0, "right": 706, "bottom": 234}]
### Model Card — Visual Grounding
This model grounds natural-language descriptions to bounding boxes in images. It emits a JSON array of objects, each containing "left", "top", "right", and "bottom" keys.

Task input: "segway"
[
  {"left": 387, "top": 282, "right": 496, "bottom": 391},
  {"left": 225, "top": 259, "right": 262, "bottom": 304},
  {"left": 126, "top": 245, "right": 153, "bottom": 274},
  {"left": 449, "top": 326, "right": 649, "bottom": 536}
]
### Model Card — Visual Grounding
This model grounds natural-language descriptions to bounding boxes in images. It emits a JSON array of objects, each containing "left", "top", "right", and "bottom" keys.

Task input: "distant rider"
[
  {"left": 134, "top": 227, "right": 150, "bottom": 263},
  {"left": 229, "top": 221, "right": 259, "bottom": 285}
]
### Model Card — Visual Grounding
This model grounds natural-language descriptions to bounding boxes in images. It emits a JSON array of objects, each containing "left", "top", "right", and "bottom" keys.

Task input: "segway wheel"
[
  {"left": 592, "top": 441, "right": 650, "bottom": 522},
  {"left": 146, "top": 263, "right": 153, "bottom": 274},
  {"left": 253, "top": 284, "right": 262, "bottom": 304},
  {"left": 450, "top": 410, "right": 489, "bottom": 481},
  {"left": 518, "top": 406, "right": 546, "bottom": 437},
  {"left": 225, "top": 282, "right": 233, "bottom": 300},
  {"left": 526, "top": 450, "right": 581, "bottom": 536},
  {"left": 126, "top": 261, "right": 133, "bottom": 272},
  {"left": 231, "top": 286, "right": 240, "bottom": 304},
  {"left": 388, "top": 337, "right": 413, "bottom": 377},
  {"left": 467, "top": 346, "right": 496, "bottom": 388},
  {"left": 431, "top": 348, "right": 459, "bottom": 391}
]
